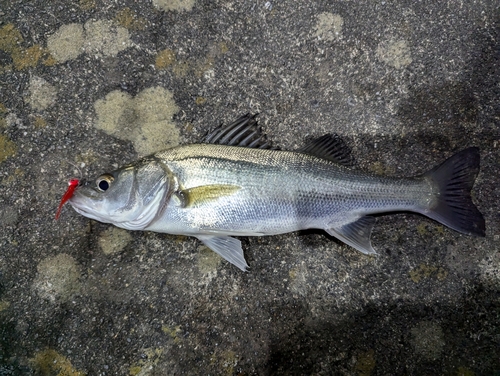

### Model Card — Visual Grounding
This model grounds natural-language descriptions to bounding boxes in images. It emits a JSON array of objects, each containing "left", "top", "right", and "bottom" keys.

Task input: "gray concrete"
[{"left": 0, "top": 0, "right": 498, "bottom": 374}]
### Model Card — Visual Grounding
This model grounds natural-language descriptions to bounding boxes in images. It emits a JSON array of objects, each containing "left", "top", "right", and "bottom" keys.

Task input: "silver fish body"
[
  {"left": 69, "top": 116, "right": 485, "bottom": 271},
  {"left": 147, "top": 144, "right": 430, "bottom": 236}
]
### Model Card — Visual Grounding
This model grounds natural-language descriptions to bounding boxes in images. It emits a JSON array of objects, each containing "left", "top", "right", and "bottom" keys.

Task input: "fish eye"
[{"left": 96, "top": 174, "right": 114, "bottom": 192}]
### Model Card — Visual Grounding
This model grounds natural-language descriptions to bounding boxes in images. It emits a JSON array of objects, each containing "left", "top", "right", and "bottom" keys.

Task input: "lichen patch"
[
  {"left": 377, "top": 39, "right": 412, "bottom": 69},
  {"left": 33, "top": 253, "right": 81, "bottom": 302},
  {"left": 314, "top": 12, "right": 344, "bottom": 41},
  {"left": 26, "top": 76, "right": 58, "bottom": 111},
  {"left": 84, "top": 19, "right": 133, "bottom": 57},
  {"left": 410, "top": 321, "right": 445, "bottom": 360},
  {"left": 46, "top": 20, "right": 132, "bottom": 63},
  {"left": 94, "top": 87, "right": 180, "bottom": 155},
  {"left": 0, "top": 134, "right": 17, "bottom": 163},
  {"left": 46, "top": 23, "right": 85, "bottom": 63},
  {"left": 152, "top": 0, "right": 196, "bottom": 12},
  {"left": 99, "top": 226, "right": 133, "bottom": 255}
]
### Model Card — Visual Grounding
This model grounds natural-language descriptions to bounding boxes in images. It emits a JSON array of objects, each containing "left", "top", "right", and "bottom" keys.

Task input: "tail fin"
[{"left": 423, "top": 147, "right": 485, "bottom": 236}]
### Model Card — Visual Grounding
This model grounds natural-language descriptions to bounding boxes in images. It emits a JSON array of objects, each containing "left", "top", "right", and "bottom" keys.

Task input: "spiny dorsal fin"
[
  {"left": 203, "top": 114, "right": 274, "bottom": 149},
  {"left": 176, "top": 184, "right": 241, "bottom": 208},
  {"left": 298, "top": 134, "right": 354, "bottom": 167}
]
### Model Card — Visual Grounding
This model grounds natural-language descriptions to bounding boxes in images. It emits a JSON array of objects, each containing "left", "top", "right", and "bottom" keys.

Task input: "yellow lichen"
[
  {"left": 0, "top": 103, "right": 7, "bottom": 114},
  {"left": 368, "top": 161, "right": 394, "bottom": 175},
  {"left": 79, "top": 0, "right": 96, "bottom": 10},
  {"left": 219, "top": 41, "right": 228, "bottom": 54},
  {"left": 409, "top": 264, "right": 448, "bottom": 283},
  {"left": 161, "top": 325, "right": 182, "bottom": 343},
  {"left": 1, "top": 168, "right": 24, "bottom": 185},
  {"left": 42, "top": 50, "right": 58, "bottom": 66},
  {"left": 129, "top": 365, "right": 142, "bottom": 375},
  {"left": 0, "top": 24, "right": 23, "bottom": 53},
  {"left": 33, "top": 116, "right": 47, "bottom": 128},
  {"left": 155, "top": 49, "right": 176, "bottom": 69},
  {"left": 129, "top": 348, "right": 164, "bottom": 375},
  {"left": 31, "top": 349, "right": 86, "bottom": 376},
  {"left": 0, "top": 300, "right": 10, "bottom": 311},
  {"left": 456, "top": 367, "right": 475, "bottom": 376},
  {"left": 0, "top": 135, "right": 16, "bottom": 163},
  {"left": 416, "top": 222, "right": 428, "bottom": 236},
  {"left": 195, "top": 96, "right": 206, "bottom": 105},
  {"left": 210, "top": 350, "right": 238, "bottom": 375},
  {"left": 355, "top": 349, "right": 376, "bottom": 376},
  {"left": 115, "top": 8, "right": 147, "bottom": 30},
  {"left": 11, "top": 44, "right": 43, "bottom": 70}
]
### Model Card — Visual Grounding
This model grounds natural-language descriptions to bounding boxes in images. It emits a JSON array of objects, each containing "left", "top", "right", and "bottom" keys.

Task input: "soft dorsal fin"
[
  {"left": 297, "top": 134, "right": 354, "bottom": 166},
  {"left": 203, "top": 114, "right": 274, "bottom": 149}
]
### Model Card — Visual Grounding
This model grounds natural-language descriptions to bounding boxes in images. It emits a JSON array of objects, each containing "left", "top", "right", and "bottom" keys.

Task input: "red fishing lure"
[{"left": 55, "top": 179, "right": 79, "bottom": 220}]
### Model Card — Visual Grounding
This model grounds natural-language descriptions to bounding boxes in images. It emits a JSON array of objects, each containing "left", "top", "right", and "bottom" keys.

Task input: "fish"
[{"left": 67, "top": 114, "right": 485, "bottom": 271}]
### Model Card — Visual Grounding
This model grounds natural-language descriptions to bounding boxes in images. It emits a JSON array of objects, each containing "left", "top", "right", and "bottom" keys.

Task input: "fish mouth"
[
  {"left": 70, "top": 202, "right": 106, "bottom": 222},
  {"left": 68, "top": 192, "right": 109, "bottom": 223}
]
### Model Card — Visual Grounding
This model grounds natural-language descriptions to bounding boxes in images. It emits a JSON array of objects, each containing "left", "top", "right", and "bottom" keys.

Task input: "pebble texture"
[{"left": 0, "top": 0, "right": 498, "bottom": 374}]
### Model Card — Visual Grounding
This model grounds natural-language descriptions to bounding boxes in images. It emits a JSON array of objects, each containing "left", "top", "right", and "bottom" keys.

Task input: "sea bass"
[{"left": 67, "top": 114, "right": 485, "bottom": 271}]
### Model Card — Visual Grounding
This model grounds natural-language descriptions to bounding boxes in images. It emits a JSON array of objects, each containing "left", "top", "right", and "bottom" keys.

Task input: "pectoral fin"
[
  {"left": 197, "top": 235, "right": 249, "bottom": 271},
  {"left": 176, "top": 184, "right": 241, "bottom": 208},
  {"left": 326, "top": 216, "right": 377, "bottom": 255}
]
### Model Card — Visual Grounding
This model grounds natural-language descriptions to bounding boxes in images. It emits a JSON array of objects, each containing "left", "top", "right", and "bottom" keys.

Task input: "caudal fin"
[{"left": 423, "top": 147, "right": 485, "bottom": 236}]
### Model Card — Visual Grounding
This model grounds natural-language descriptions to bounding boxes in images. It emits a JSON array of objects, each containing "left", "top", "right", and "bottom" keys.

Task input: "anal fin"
[
  {"left": 197, "top": 235, "right": 249, "bottom": 271},
  {"left": 326, "top": 216, "right": 376, "bottom": 255}
]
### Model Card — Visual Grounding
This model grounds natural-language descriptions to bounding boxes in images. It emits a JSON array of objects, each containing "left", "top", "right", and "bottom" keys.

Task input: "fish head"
[{"left": 69, "top": 158, "right": 171, "bottom": 229}]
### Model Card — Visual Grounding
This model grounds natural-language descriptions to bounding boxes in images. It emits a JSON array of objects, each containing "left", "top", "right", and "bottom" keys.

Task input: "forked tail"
[{"left": 423, "top": 147, "right": 485, "bottom": 236}]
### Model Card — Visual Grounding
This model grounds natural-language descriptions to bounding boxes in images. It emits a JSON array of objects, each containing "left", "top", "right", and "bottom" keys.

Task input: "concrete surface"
[{"left": 0, "top": 0, "right": 499, "bottom": 374}]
